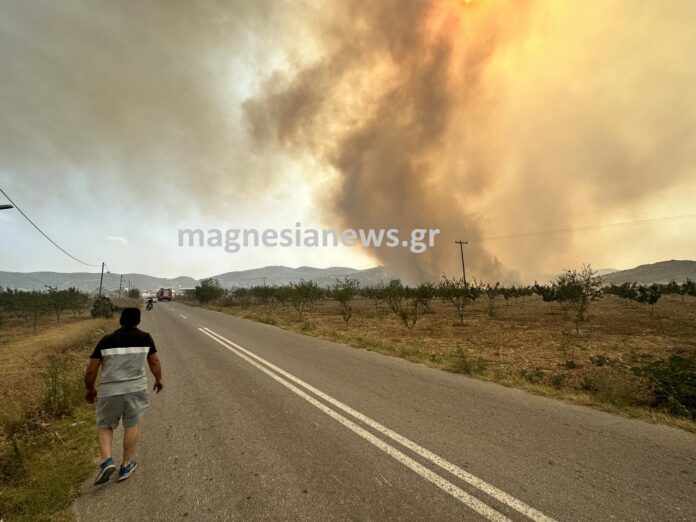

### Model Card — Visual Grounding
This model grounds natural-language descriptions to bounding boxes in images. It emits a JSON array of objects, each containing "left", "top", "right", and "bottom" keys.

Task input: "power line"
[
  {"left": 0, "top": 188, "right": 100, "bottom": 268},
  {"left": 472, "top": 214, "right": 696, "bottom": 242}
]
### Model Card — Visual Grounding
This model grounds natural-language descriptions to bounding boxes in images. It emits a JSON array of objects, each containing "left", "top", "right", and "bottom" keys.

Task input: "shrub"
[
  {"left": 384, "top": 285, "right": 419, "bottom": 330},
  {"left": 633, "top": 355, "right": 696, "bottom": 418},
  {"left": 90, "top": 296, "right": 114, "bottom": 318},
  {"left": 331, "top": 278, "right": 359, "bottom": 324},
  {"left": 195, "top": 278, "right": 225, "bottom": 303},
  {"left": 590, "top": 354, "right": 613, "bottom": 367},
  {"left": 41, "top": 357, "right": 82, "bottom": 419},
  {"left": 521, "top": 368, "right": 545, "bottom": 384},
  {"left": 447, "top": 349, "right": 486, "bottom": 375},
  {"left": 581, "top": 368, "right": 653, "bottom": 408}
]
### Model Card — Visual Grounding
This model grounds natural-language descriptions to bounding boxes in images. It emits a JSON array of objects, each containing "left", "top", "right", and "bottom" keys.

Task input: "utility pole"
[
  {"left": 454, "top": 240, "right": 468, "bottom": 284},
  {"left": 118, "top": 275, "right": 123, "bottom": 298},
  {"left": 99, "top": 262, "right": 106, "bottom": 297},
  {"left": 262, "top": 277, "right": 267, "bottom": 287}
]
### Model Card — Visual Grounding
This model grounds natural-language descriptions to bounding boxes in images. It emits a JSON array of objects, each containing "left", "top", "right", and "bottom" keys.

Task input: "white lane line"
[
  {"left": 179, "top": 314, "right": 187, "bottom": 319},
  {"left": 203, "top": 327, "right": 555, "bottom": 522},
  {"left": 198, "top": 328, "right": 509, "bottom": 522}
]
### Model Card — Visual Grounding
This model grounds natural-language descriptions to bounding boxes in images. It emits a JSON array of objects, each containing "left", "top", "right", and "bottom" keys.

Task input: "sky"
[{"left": 1, "top": 0, "right": 695, "bottom": 283}]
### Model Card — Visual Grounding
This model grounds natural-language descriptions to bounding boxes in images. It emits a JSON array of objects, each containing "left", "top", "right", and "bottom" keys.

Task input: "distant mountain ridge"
[
  {"left": 601, "top": 260, "right": 696, "bottom": 285},
  {"left": 0, "top": 266, "right": 390, "bottom": 292},
  {"left": 209, "top": 266, "right": 388, "bottom": 288},
  {"left": 0, "top": 271, "right": 199, "bottom": 293},
  {"left": 1, "top": 260, "right": 693, "bottom": 292}
]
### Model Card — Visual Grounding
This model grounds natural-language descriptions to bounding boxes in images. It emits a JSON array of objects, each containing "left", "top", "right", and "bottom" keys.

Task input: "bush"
[
  {"left": 90, "top": 296, "right": 114, "bottom": 318},
  {"left": 590, "top": 354, "right": 613, "bottom": 367},
  {"left": 581, "top": 368, "right": 653, "bottom": 408},
  {"left": 521, "top": 368, "right": 545, "bottom": 384},
  {"left": 42, "top": 357, "right": 82, "bottom": 419},
  {"left": 195, "top": 278, "right": 225, "bottom": 303},
  {"left": 633, "top": 355, "right": 696, "bottom": 418},
  {"left": 447, "top": 349, "right": 486, "bottom": 375}
]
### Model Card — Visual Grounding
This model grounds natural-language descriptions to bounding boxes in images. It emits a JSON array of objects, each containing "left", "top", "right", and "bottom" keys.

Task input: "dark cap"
[{"left": 120, "top": 307, "right": 141, "bottom": 327}]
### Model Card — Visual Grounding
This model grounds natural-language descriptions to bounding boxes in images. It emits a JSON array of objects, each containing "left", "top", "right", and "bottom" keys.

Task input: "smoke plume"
[{"left": 245, "top": 0, "right": 696, "bottom": 282}]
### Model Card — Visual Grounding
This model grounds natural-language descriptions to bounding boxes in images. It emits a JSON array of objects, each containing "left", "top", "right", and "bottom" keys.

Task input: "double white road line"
[{"left": 198, "top": 326, "right": 556, "bottom": 522}]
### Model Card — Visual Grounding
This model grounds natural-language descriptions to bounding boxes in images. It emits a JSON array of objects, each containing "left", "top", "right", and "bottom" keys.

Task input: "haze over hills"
[{"left": 1, "top": 260, "right": 693, "bottom": 292}]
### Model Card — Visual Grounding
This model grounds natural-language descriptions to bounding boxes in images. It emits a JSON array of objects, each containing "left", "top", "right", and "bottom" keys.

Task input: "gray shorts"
[{"left": 96, "top": 390, "right": 150, "bottom": 429}]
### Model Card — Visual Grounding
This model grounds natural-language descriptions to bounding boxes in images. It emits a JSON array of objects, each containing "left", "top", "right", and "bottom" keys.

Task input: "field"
[
  {"left": 0, "top": 314, "right": 117, "bottom": 521},
  {"left": 199, "top": 293, "right": 696, "bottom": 431}
]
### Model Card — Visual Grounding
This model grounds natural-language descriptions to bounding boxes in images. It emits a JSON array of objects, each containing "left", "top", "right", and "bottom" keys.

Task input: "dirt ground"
[{"left": 208, "top": 293, "right": 696, "bottom": 429}]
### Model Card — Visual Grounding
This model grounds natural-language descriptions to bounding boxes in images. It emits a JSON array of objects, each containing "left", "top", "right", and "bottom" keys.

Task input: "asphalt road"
[{"left": 74, "top": 302, "right": 696, "bottom": 521}]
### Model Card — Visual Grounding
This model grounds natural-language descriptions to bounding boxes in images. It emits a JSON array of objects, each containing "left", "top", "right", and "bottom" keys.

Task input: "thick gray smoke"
[
  {"left": 244, "top": 0, "right": 528, "bottom": 282},
  {"left": 244, "top": 0, "right": 696, "bottom": 282}
]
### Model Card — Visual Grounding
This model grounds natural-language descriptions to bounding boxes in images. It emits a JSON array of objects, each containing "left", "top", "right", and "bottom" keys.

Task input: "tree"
[
  {"left": 635, "top": 284, "right": 661, "bottom": 314},
  {"left": 438, "top": 275, "right": 470, "bottom": 326},
  {"left": 195, "top": 278, "right": 225, "bottom": 303},
  {"left": 554, "top": 265, "right": 602, "bottom": 333},
  {"left": 331, "top": 278, "right": 359, "bottom": 324},
  {"left": 127, "top": 288, "right": 141, "bottom": 299},
  {"left": 484, "top": 282, "right": 500, "bottom": 317},
  {"left": 362, "top": 284, "right": 386, "bottom": 313},
  {"left": 384, "top": 285, "right": 419, "bottom": 330},
  {"left": 274, "top": 286, "right": 292, "bottom": 308},
  {"left": 289, "top": 280, "right": 322, "bottom": 321},
  {"left": 415, "top": 282, "right": 436, "bottom": 314},
  {"left": 90, "top": 296, "right": 114, "bottom": 319}
]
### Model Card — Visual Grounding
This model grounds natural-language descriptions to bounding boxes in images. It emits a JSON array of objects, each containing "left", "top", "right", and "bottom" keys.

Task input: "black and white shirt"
[{"left": 90, "top": 326, "right": 157, "bottom": 397}]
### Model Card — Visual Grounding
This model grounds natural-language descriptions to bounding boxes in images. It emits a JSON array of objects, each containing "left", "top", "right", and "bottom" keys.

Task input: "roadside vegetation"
[
  {"left": 182, "top": 271, "right": 696, "bottom": 431},
  {"left": 0, "top": 290, "right": 136, "bottom": 520}
]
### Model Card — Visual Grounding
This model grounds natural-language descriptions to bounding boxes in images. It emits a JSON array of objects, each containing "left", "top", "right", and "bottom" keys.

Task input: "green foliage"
[
  {"left": 289, "top": 279, "right": 322, "bottom": 321},
  {"left": 361, "top": 284, "right": 386, "bottom": 313},
  {"left": 581, "top": 368, "right": 653, "bottom": 408},
  {"left": 633, "top": 355, "right": 696, "bottom": 418},
  {"left": 521, "top": 368, "right": 545, "bottom": 384},
  {"left": 384, "top": 285, "right": 419, "bottom": 330},
  {"left": 554, "top": 265, "right": 603, "bottom": 333},
  {"left": 127, "top": 287, "right": 141, "bottom": 299},
  {"left": 195, "top": 278, "right": 225, "bottom": 303},
  {"left": 90, "top": 296, "right": 114, "bottom": 318},
  {"left": 0, "top": 288, "right": 89, "bottom": 332},
  {"left": 42, "top": 356, "right": 82, "bottom": 419},
  {"left": 438, "top": 275, "right": 470, "bottom": 325},
  {"left": 447, "top": 348, "right": 486, "bottom": 375},
  {"left": 635, "top": 284, "right": 661, "bottom": 307},
  {"left": 331, "top": 278, "right": 359, "bottom": 324},
  {"left": 414, "top": 282, "right": 437, "bottom": 313}
]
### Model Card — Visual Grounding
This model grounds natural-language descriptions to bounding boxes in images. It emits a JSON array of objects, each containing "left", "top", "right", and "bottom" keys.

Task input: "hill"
[
  {"left": 0, "top": 266, "right": 390, "bottom": 293},
  {"left": 0, "top": 271, "right": 198, "bottom": 293},
  {"left": 209, "top": 266, "right": 389, "bottom": 288},
  {"left": 601, "top": 260, "right": 696, "bottom": 285}
]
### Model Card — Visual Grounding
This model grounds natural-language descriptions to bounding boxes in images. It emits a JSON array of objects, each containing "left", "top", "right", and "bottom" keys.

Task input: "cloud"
[{"left": 105, "top": 236, "right": 128, "bottom": 246}]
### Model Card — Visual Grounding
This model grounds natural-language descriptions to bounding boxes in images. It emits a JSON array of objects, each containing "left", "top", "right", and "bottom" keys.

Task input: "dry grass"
[
  {"left": 0, "top": 317, "right": 112, "bottom": 420},
  {"left": 205, "top": 294, "right": 696, "bottom": 431},
  {"left": 0, "top": 316, "right": 116, "bottom": 520}
]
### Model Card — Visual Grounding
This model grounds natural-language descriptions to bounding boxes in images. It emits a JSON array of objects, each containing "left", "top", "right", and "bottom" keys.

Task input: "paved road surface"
[{"left": 74, "top": 302, "right": 696, "bottom": 521}]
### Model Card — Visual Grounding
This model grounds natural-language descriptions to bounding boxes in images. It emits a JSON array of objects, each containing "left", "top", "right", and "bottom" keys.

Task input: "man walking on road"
[{"left": 84, "top": 307, "right": 163, "bottom": 484}]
